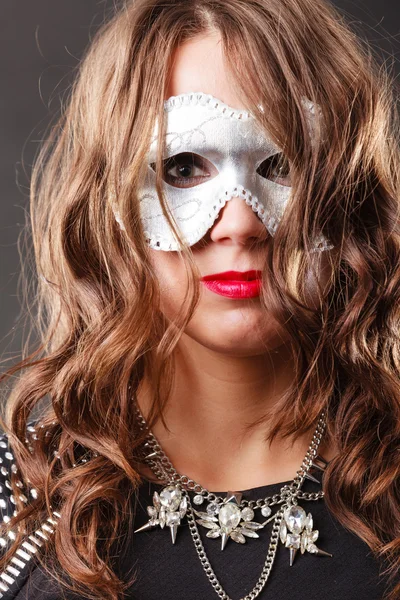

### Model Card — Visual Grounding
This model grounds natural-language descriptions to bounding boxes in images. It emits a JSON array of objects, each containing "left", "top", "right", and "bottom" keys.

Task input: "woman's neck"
[{"left": 136, "top": 334, "right": 337, "bottom": 492}]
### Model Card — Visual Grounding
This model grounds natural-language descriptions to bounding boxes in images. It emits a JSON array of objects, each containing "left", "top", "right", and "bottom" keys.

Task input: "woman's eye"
[
  {"left": 256, "top": 153, "right": 292, "bottom": 187},
  {"left": 150, "top": 152, "right": 217, "bottom": 188}
]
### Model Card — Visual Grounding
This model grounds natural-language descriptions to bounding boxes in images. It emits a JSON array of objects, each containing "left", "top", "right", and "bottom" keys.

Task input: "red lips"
[
  {"left": 201, "top": 270, "right": 262, "bottom": 281},
  {"left": 200, "top": 270, "right": 262, "bottom": 298}
]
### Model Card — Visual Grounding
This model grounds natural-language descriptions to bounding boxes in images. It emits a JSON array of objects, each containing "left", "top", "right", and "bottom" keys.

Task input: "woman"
[{"left": 0, "top": 0, "right": 399, "bottom": 599}]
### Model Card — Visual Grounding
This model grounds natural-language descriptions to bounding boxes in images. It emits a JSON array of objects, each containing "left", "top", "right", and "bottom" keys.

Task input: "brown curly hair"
[{"left": 0, "top": 0, "right": 399, "bottom": 599}]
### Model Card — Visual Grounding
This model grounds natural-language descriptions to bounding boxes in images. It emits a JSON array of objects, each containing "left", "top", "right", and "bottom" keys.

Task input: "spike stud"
[
  {"left": 134, "top": 521, "right": 157, "bottom": 534},
  {"left": 313, "top": 547, "right": 333, "bottom": 558},
  {"left": 304, "top": 471, "right": 320, "bottom": 484},
  {"left": 311, "top": 455, "right": 328, "bottom": 472},
  {"left": 221, "top": 531, "right": 230, "bottom": 551},
  {"left": 170, "top": 522, "right": 178, "bottom": 544},
  {"left": 289, "top": 547, "right": 298, "bottom": 566}
]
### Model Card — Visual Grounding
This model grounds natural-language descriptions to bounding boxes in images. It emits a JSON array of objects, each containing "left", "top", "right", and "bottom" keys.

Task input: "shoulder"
[{"left": 0, "top": 421, "right": 59, "bottom": 599}]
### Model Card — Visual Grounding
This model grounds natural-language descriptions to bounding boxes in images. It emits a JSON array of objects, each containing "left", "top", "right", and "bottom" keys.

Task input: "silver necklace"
[{"left": 133, "top": 405, "right": 333, "bottom": 600}]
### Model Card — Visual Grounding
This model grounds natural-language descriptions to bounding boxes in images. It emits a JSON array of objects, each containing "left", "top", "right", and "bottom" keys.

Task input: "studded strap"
[{"left": 0, "top": 423, "right": 60, "bottom": 599}]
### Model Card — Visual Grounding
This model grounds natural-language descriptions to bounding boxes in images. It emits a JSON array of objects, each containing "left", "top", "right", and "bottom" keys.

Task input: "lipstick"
[{"left": 200, "top": 270, "right": 262, "bottom": 299}]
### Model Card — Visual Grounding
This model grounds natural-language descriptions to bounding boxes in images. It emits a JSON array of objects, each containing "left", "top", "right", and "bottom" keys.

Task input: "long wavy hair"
[{"left": 0, "top": 0, "right": 399, "bottom": 599}]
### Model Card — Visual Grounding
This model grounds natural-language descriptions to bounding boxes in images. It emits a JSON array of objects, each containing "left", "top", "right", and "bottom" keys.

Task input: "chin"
[{"left": 183, "top": 314, "right": 288, "bottom": 356}]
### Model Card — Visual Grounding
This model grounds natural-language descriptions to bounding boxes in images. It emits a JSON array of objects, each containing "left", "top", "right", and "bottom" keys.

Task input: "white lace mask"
[{"left": 112, "top": 91, "right": 333, "bottom": 253}]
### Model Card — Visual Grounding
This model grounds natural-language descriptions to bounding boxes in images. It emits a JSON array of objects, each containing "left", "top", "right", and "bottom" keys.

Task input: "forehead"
[{"left": 164, "top": 31, "right": 247, "bottom": 111}]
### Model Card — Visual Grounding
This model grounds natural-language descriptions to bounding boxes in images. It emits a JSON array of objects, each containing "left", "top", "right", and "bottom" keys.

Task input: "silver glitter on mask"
[{"left": 113, "top": 91, "right": 333, "bottom": 253}]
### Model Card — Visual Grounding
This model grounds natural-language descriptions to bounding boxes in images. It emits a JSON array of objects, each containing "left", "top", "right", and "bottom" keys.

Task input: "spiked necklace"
[{"left": 133, "top": 406, "right": 333, "bottom": 600}]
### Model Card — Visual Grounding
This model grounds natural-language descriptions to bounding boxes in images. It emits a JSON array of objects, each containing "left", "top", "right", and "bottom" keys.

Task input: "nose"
[{"left": 208, "top": 194, "right": 269, "bottom": 246}]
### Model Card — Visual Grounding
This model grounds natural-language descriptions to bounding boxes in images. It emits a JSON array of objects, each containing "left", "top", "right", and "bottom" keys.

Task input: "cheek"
[{"left": 148, "top": 250, "right": 188, "bottom": 314}]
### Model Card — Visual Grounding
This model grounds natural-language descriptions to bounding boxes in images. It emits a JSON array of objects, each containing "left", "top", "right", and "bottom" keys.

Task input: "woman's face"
[{"left": 147, "top": 31, "right": 331, "bottom": 357}]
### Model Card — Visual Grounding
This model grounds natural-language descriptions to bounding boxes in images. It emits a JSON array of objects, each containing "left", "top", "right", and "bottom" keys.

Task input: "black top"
[{"left": 0, "top": 428, "right": 395, "bottom": 600}]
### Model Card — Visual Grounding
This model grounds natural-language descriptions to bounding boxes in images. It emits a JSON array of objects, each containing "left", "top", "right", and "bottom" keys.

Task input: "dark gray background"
[{"left": 0, "top": 0, "right": 399, "bottom": 368}]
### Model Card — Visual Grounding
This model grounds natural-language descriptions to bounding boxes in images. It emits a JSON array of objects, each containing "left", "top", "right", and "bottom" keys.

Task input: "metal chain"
[
  {"left": 185, "top": 495, "right": 285, "bottom": 600},
  {"left": 284, "top": 414, "right": 326, "bottom": 495},
  {"left": 133, "top": 405, "right": 327, "bottom": 600},
  {"left": 135, "top": 405, "right": 326, "bottom": 507}
]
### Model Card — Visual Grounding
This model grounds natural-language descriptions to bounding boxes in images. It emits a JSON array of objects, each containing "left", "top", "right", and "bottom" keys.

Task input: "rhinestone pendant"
[
  {"left": 280, "top": 504, "right": 332, "bottom": 565},
  {"left": 193, "top": 494, "right": 204, "bottom": 505},
  {"left": 134, "top": 484, "right": 187, "bottom": 544},
  {"left": 194, "top": 491, "right": 265, "bottom": 551}
]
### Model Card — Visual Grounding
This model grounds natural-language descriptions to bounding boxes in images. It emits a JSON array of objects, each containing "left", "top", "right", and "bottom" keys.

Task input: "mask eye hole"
[
  {"left": 150, "top": 152, "right": 218, "bottom": 188},
  {"left": 256, "top": 153, "right": 292, "bottom": 187}
]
